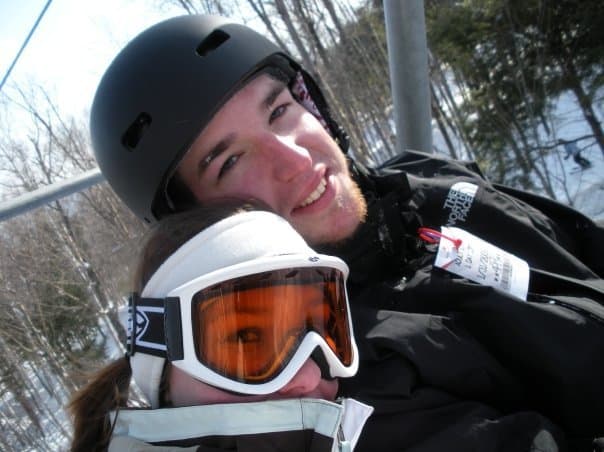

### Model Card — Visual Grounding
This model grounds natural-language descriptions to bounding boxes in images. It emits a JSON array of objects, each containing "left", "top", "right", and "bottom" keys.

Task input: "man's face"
[{"left": 177, "top": 74, "right": 367, "bottom": 245}]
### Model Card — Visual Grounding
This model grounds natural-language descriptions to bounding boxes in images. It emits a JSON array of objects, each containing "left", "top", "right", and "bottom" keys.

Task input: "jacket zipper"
[{"left": 530, "top": 294, "right": 604, "bottom": 325}]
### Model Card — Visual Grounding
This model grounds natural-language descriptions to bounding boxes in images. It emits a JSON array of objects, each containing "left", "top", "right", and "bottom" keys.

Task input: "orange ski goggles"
[{"left": 129, "top": 254, "right": 358, "bottom": 394}]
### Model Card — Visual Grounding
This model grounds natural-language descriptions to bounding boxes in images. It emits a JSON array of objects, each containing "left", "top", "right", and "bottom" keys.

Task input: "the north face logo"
[{"left": 443, "top": 182, "right": 478, "bottom": 226}]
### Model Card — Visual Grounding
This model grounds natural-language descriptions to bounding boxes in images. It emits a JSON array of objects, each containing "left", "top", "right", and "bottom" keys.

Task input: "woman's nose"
[{"left": 277, "top": 359, "right": 322, "bottom": 397}]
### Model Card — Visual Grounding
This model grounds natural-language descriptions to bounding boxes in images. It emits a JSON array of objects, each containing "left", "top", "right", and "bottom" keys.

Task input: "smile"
[{"left": 298, "top": 178, "right": 327, "bottom": 208}]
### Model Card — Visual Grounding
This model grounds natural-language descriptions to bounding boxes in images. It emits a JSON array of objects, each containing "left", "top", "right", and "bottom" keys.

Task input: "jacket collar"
[
  {"left": 111, "top": 398, "right": 372, "bottom": 452},
  {"left": 318, "top": 162, "right": 424, "bottom": 287}
]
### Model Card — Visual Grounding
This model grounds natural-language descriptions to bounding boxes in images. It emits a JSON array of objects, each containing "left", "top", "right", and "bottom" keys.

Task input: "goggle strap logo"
[{"left": 126, "top": 293, "right": 167, "bottom": 357}]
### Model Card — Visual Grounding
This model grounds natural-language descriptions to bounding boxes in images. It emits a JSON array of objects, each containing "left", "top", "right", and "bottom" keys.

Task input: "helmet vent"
[
  {"left": 122, "top": 112, "right": 152, "bottom": 151},
  {"left": 196, "top": 30, "right": 230, "bottom": 57}
]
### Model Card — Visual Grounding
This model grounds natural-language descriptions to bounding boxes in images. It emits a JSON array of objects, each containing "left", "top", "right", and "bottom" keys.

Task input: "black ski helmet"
[{"left": 90, "top": 14, "right": 347, "bottom": 223}]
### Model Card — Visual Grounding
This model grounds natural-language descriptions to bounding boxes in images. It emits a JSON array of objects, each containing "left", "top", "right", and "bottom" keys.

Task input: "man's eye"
[
  {"left": 218, "top": 154, "right": 240, "bottom": 179},
  {"left": 269, "top": 103, "right": 290, "bottom": 124}
]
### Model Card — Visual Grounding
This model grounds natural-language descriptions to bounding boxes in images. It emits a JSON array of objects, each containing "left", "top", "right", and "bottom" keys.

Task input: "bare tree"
[{"left": 0, "top": 84, "right": 145, "bottom": 449}]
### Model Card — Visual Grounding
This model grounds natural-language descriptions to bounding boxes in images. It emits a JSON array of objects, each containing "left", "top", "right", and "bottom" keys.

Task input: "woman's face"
[
  {"left": 167, "top": 358, "right": 339, "bottom": 407},
  {"left": 168, "top": 266, "right": 345, "bottom": 407}
]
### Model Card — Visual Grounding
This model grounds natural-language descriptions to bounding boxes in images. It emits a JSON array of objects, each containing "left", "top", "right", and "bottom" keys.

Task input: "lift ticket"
[{"left": 434, "top": 226, "right": 529, "bottom": 301}]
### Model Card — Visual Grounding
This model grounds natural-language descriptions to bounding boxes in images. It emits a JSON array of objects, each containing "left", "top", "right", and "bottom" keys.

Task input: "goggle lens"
[{"left": 192, "top": 267, "right": 352, "bottom": 384}]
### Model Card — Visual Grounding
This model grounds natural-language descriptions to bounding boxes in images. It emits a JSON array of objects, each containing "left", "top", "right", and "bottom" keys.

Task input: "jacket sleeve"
[
  {"left": 493, "top": 182, "right": 604, "bottom": 277},
  {"left": 372, "top": 150, "right": 604, "bottom": 278}
]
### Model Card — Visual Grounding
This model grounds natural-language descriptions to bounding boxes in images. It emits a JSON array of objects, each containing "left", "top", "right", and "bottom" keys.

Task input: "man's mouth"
[{"left": 297, "top": 177, "right": 327, "bottom": 208}]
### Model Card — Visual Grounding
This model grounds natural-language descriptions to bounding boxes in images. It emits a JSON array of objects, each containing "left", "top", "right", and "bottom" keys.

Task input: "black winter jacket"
[
  {"left": 317, "top": 151, "right": 604, "bottom": 452},
  {"left": 109, "top": 152, "right": 603, "bottom": 452}
]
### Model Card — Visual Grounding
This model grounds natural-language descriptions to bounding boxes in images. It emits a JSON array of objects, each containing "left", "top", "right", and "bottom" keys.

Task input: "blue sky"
[{"left": 0, "top": 0, "right": 183, "bottom": 118}]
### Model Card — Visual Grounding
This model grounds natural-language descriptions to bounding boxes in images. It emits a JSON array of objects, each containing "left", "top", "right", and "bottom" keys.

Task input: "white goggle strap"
[{"left": 126, "top": 293, "right": 184, "bottom": 361}]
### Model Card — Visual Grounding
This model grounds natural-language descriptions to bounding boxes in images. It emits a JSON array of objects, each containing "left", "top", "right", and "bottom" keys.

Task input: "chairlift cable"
[{"left": 0, "top": 0, "right": 53, "bottom": 94}]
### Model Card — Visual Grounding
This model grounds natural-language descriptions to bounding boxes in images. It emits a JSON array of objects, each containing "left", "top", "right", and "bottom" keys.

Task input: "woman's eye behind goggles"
[{"left": 127, "top": 256, "right": 358, "bottom": 395}]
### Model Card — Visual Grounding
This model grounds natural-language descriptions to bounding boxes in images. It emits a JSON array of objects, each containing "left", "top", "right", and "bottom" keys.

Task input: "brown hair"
[{"left": 68, "top": 201, "right": 272, "bottom": 452}]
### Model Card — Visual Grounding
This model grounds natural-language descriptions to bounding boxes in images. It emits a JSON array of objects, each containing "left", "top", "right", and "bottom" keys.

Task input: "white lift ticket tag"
[{"left": 434, "top": 226, "right": 530, "bottom": 301}]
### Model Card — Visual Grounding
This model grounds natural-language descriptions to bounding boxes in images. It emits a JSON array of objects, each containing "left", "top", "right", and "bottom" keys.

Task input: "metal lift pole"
[
  {"left": 0, "top": 168, "right": 104, "bottom": 222},
  {"left": 383, "top": 0, "right": 433, "bottom": 154}
]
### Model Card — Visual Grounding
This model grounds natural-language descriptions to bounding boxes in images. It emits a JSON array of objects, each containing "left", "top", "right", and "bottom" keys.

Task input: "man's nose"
[
  {"left": 276, "top": 359, "right": 322, "bottom": 397},
  {"left": 262, "top": 134, "right": 312, "bottom": 182}
]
